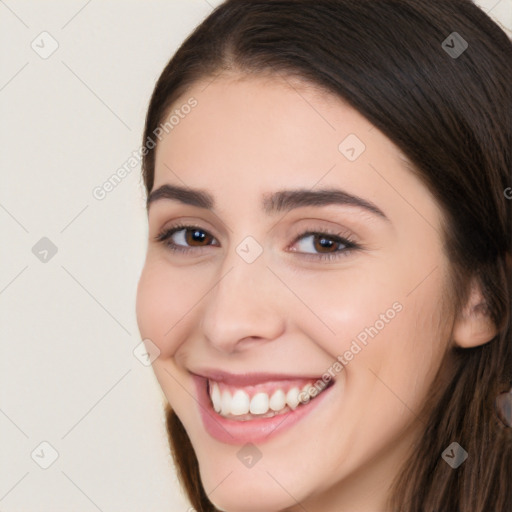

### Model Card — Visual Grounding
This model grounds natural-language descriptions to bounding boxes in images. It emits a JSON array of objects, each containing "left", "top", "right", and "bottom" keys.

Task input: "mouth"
[
  {"left": 191, "top": 369, "right": 335, "bottom": 444},
  {"left": 207, "top": 376, "right": 333, "bottom": 419}
]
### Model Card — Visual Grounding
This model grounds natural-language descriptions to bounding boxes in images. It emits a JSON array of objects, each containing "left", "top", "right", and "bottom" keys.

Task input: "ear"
[{"left": 452, "top": 278, "right": 497, "bottom": 348}]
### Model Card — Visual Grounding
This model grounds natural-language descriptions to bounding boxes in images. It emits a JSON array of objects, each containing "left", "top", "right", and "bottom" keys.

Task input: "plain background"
[{"left": 1, "top": 1, "right": 511, "bottom": 511}]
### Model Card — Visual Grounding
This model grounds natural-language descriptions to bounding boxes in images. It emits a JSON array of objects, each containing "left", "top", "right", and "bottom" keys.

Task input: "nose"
[{"left": 199, "top": 253, "right": 286, "bottom": 353}]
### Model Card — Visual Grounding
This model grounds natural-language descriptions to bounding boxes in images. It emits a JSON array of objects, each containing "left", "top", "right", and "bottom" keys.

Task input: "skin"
[{"left": 136, "top": 73, "right": 493, "bottom": 512}]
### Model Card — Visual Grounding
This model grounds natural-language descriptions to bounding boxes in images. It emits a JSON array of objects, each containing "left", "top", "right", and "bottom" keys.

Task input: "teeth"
[
  {"left": 231, "top": 390, "right": 250, "bottom": 415},
  {"left": 208, "top": 379, "right": 329, "bottom": 419},
  {"left": 269, "top": 389, "right": 286, "bottom": 411},
  {"left": 221, "top": 390, "right": 231, "bottom": 416},
  {"left": 210, "top": 382, "right": 221, "bottom": 413},
  {"left": 286, "top": 387, "right": 300, "bottom": 410},
  {"left": 249, "top": 392, "right": 269, "bottom": 414}
]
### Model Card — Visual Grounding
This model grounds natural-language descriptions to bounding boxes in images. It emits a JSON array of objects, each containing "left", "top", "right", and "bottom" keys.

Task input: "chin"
[{"left": 202, "top": 482, "right": 297, "bottom": 512}]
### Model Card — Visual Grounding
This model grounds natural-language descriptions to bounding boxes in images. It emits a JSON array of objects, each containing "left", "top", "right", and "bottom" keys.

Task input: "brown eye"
[
  {"left": 311, "top": 234, "right": 342, "bottom": 253},
  {"left": 288, "top": 229, "right": 360, "bottom": 262},
  {"left": 294, "top": 233, "right": 350, "bottom": 254},
  {"left": 155, "top": 224, "right": 218, "bottom": 253},
  {"left": 183, "top": 228, "right": 214, "bottom": 246}
]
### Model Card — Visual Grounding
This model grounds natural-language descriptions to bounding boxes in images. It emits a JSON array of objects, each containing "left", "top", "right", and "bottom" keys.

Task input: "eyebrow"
[{"left": 146, "top": 184, "right": 389, "bottom": 221}]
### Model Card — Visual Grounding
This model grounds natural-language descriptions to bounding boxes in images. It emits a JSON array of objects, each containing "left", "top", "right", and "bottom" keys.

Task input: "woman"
[{"left": 135, "top": 1, "right": 512, "bottom": 510}]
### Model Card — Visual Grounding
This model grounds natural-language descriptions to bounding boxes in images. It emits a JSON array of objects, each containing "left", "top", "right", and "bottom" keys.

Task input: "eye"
[
  {"left": 289, "top": 230, "right": 359, "bottom": 261},
  {"left": 155, "top": 224, "right": 218, "bottom": 254}
]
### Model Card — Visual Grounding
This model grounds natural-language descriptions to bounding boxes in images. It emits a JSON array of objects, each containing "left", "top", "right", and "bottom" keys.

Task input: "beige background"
[{"left": 1, "top": 1, "right": 510, "bottom": 511}]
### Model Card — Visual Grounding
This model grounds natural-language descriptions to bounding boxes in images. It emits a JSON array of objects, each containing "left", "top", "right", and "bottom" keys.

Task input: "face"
[{"left": 136, "top": 74, "right": 455, "bottom": 512}]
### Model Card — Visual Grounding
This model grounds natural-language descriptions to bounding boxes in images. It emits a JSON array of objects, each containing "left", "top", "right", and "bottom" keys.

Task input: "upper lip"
[{"left": 190, "top": 368, "right": 324, "bottom": 387}]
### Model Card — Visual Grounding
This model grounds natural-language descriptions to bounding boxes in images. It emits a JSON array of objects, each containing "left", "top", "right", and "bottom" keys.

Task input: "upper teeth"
[{"left": 209, "top": 380, "right": 320, "bottom": 418}]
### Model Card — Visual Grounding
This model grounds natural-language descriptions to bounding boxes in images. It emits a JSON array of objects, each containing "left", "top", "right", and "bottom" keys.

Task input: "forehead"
[{"left": 154, "top": 74, "right": 389, "bottom": 181}]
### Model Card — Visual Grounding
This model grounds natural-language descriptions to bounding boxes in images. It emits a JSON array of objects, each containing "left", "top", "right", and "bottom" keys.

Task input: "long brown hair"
[{"left": 141, "top": 1, "right": 512, "bottom": 510}]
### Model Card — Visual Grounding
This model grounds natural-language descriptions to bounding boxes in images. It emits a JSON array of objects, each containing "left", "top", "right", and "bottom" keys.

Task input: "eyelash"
[{"left": 154, "top": 223, "right": 361, "bottom": 262}]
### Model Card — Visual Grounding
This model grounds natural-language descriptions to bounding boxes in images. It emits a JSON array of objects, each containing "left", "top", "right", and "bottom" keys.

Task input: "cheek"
[
  {"left": 343, "top": 266, "right": 451, "bottom": 430},
  {"left": 136, "top": 259, "right": 199, "bottom": 358},
  {"left": 283, "top": 265, "right": 405, "bottom": 361},
  {"left": 291, "top": 253, "right": 451, "bottom": 396},
  {"left": 136, "top": 260, "right": 203, "bottom": 416},
  {"left": 380, "top": 279, "right": 451, "bottom": 390}
]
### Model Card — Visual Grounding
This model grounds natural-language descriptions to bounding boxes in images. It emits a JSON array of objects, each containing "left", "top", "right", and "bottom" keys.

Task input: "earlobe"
[{"left": 452, "top": 280, "right": 497, "bottom": 348}]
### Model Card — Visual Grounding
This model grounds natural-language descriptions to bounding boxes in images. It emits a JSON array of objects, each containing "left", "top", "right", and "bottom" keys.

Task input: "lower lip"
[{"left": 192, "top": 375, "right": 334, "bottom": 445}]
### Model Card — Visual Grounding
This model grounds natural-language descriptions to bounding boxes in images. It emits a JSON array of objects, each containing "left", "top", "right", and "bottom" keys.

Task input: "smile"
[
  {"left": 208, "top": 378, "right": 331, "bottom": 420},
  {"left": 191, "top": 370, "right": 335, "bottom": 444}
]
